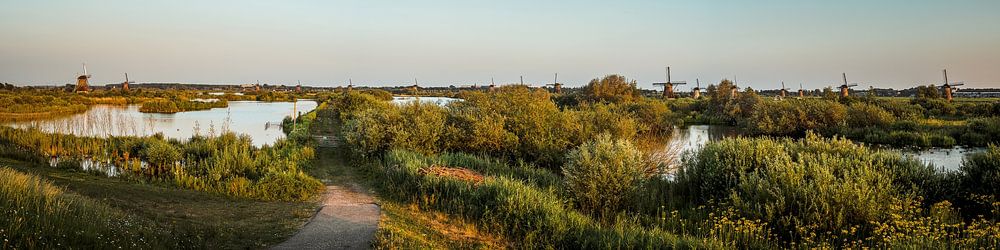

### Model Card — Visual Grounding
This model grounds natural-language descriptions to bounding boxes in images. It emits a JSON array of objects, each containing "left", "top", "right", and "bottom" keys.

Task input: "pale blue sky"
[{"left": 1, "top": 0, "right": 999, "bottom": 89}]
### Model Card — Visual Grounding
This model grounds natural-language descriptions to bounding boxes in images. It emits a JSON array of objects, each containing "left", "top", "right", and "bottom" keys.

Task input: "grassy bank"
[{"left": 0, "top": 158, "right": 315, "bottom": 249}]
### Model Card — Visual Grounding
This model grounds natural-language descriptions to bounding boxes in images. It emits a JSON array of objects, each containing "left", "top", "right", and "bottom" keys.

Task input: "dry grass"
[
  {"left": 418, "top": 165, "right": 485, "bottom": 184},
  {"left": 374, "top": 202, "right": 508, "bottom": 249}
]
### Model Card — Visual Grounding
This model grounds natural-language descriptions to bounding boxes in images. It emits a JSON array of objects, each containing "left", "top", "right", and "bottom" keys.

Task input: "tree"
[
  {"left": 583, "top": 74, "right": 638, "bottom": 103},
  {"left": 916, "top": 85, "right": 942, "bottom": 99}
]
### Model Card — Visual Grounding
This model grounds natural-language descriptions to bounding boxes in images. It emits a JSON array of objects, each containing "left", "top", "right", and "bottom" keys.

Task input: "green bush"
[
  {"left": 888, "top": 131, "right": 931, "bottom": 147},
  {"left": 963, "top": 117, "right": 1000, "bottom": 146},
  {"left": 582, "top": 74, "right": 638, "bottom": 103},
  {"left": 143, "top": 140, "right": 180, "bottom": 169},
  {"left": 675, "top": 133, "right": 937, "bottom": 242},
  {"left": 847, "top": 102, "right": 896, "bottom": 128},
  {"left": 139, "top": 99, "right": 180, "bottom": 113},
  {"left": 912, "top": 98, "right": 957, "bottom": 117},
  {"left": 563, "top": 135, "right": 649, "bottom": 217},
  {"left": 961, "top": 145, "right": 1000, "bottom": 196},
  {"left": 744, "top": 99, "right": 846, "bottom": 136}
]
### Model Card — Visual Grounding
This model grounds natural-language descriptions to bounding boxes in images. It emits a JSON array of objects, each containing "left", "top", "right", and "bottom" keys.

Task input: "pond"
[
  {"left": 661, "top": 125, "right": 982, "bottom": 172},
  {"left": 1, "top": 101, "right": 317, "bottom": 147},
  {"left": 392, "top": 96, "right": 461, "bottom": 106}
]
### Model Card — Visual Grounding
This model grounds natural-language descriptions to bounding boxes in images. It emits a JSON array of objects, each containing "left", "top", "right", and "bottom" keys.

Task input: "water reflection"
[
  {"left": 668, "top": 125, "right": 741, "bottom": 154},
  {"left": 897, "top": 147, "right": 985, "bottom": 172},
  {"left": 2, "top": 101, "right": 317, "bottom": 147}
]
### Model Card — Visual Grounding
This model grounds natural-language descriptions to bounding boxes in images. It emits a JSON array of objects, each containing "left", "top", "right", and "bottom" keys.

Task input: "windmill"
[
  {"left": 75, "top": 63, "right": 91, "bottom": 92},
  {"left": 692, "top": 79, "right": 703, "bottom": 99},
  {"left": 409, "top": 78, "right": 420, "bottom": 94},
  {"left": 940, "top": 69, "right": 965, "bottom": 102},
  {"left": 122, "top": 72, "right": 134, "bottom": 91},
  {"left": 779, "top": 81, "right": 789, "bottom": 99},
  {"left": 489, "top": 77, "right": 496, "bottom": 92},
  {"left": 798, "top": 83, "right": 805, "bottom": 98},
  {"left": 730, "top": 75, "right": 740, "bottom": 97},
  {"left": 545, "top": 73, "right": 563, "bottom": 94},
  {"left": 839, "top": 73, "right": 859, "bottom": 97},
  {"left": 296, "top": 80, "right": 302, "bottom": 92},
  {"left": 255, "top": 80, "right": 262, "bottom": 92},
  {"left": 346, "top": 78, "right": 354, "bottom": 92},
  {"left": 653, "top": 67, "right": 686, "bottom": 98}
]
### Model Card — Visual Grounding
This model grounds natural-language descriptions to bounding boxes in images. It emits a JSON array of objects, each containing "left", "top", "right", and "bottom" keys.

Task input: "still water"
[
  {"left": 392, "top": 96, "right": 461, "bottom": 106},
  {"left": 663, "top": 125, "right": 981, "bottom": 171},
  {"left": 1, "top": 101, "right": 317, "bottom": 147}
]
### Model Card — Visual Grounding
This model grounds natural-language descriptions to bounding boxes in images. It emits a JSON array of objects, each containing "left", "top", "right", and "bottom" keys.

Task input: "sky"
[{"left": 1, "top": 0, "right": 999, "bottom": 90}]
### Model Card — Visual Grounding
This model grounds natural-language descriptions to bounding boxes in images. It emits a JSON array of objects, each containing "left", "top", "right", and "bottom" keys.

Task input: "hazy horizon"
[{"left": 2, "top": 0, "right": 999, "bottom": 90}]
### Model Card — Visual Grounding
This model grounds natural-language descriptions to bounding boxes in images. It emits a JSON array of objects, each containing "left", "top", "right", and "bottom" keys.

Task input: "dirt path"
[
  {"left": 273, "top": 113, "right": 381, "bottom": 249},
  {"left": 273, "top": 183, "right": 380, "bottom": 250}
]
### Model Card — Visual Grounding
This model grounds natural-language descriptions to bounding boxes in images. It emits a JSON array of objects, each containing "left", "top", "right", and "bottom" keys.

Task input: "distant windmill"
[
  {"left": 779, "top": 81, "right": 790, "bottom": 99},
  {"left": 122, "top": 72, "right": 134, "bottom": 91},
  {"left": 545, "top": 73, "right": 563, "bottom": 94},
  {"left": 255, "top": 80, "right": 262, "bottom": 92},
  {"left": 692, "top": 78, "right": 702, "bottom": 99},
  {"left": 296, "top": 80, "right": 302, "bottom": 92},
  {"left": 410, "top": 78, "right": 420, "bottom": 93},
  {"left": 839, "top": 73, "right": 859, "bottom": 97},
  {"left": 75, "top": 63, "right": 91, "bottom": 92},
  {"left": 489, "top": 77, "right": 496, "bottom": 92},
  {"left": 940, "top": 69, "right": 965, "bottom": 102},
  {"left": 653, "top": 67, "right": 686, "bottom": 98},
  {"left": 347, "top": 78, "right": 354, "bottom": 92},
  {"left": 730, "top": 75, "right": 740, "bottom": 97},
  {"left": 798, "top": 83, "right": 805, "bottom": 98}
]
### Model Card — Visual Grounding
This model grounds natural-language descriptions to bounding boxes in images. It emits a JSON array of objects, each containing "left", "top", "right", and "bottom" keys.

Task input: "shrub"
[
  {"left": 963, "top": 117, "right": 1000, "bottom": 146},
  {"left": 143, "top": 140, "right": 180, "bottom": 167},
  {"left": 138, "top": 99, "right": 180, "bottom": 113},
  {"left": 562, "top": 135, "right": 649, "bottom": 217},
  {"left": 847, "top": 102, "right": 896, "bottom": 128},
  {"left": 887, "top": 131, "right": 931, "bottom": 147},
  {"left": 961, "top": 145, "right": 1000, "bottom": 197},
  {"left": 744, "top": 99, "right": 847, "bottom": 136},
  {"left": 582, "top": 74, "right": 638, "bottom": 103},
  {"left": 675, "top": 133, "right": 936, "bottom": 242},
  {"left": 912, "top": 98, "right": 957, "bottom": 117},
  {"left": 364, "top": 89, "right": 394, "bottom": 101}
]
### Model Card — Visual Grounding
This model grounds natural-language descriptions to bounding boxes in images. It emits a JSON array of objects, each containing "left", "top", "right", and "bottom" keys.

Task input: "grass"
[
  {"left": 374, "top": 202, "right": 508, "bottom": 249},
  {"left": 0, "top": 165, "right": 171, "bottom": 249},
  {"left": 0, "top": 157, "right": 316, "bottom": 249}
]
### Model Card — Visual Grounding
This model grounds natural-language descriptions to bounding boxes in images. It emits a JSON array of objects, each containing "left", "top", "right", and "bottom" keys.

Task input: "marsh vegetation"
[{"left": 1, "top": 76, "right": 998, "bottom": 248}]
